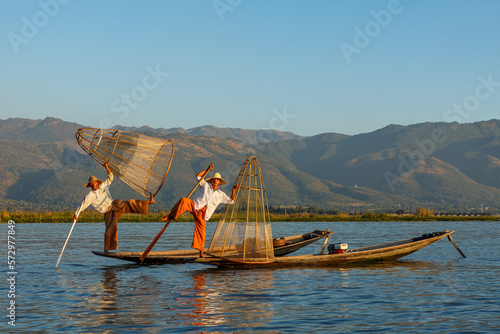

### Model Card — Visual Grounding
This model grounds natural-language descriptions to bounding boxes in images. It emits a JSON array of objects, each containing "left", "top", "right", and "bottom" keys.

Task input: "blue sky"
[{"left": 1, "top": 0, "right": 499, "bottom": 136}]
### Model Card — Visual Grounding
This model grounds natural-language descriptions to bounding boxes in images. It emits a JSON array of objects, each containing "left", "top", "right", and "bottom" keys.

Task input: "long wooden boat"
[
  {"left": 195, "top": 230, "right": 457, "bottom": 269},
  {"left": 92, "top": 229, "right": 332, "bottom": 264}
]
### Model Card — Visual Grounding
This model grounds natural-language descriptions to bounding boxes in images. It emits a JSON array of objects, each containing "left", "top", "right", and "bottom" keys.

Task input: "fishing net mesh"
[
  {"left": 76, "top": 128, "right": 174, "bottom": 197},
  {"left": 208, "top": 156, "right": 274, "bottom": 264}
]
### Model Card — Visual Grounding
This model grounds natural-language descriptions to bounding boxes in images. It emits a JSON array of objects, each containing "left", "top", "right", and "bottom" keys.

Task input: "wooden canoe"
[
  {"left": 92, "top": 229, "right": 332, "bottom": 264},
  {"left": 194, "top": 230, "right": 456, "bottom": 269},
  {"left": 273, "top": 229, "right": 332, "bottom": 256}
]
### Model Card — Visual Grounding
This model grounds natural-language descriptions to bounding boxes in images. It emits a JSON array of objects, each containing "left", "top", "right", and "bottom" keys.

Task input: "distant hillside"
[
  {"left": 112, "top": 124, "right": 303, "bottom": 144},
  {"left": 1, "top": 117, "right": 499, "bottom": 214},
  {"left": 0, "top": 117, "right": 81, "bottom": 144},
  {"left": 263, "top": 120, "right": 500, "bottom": 212}
]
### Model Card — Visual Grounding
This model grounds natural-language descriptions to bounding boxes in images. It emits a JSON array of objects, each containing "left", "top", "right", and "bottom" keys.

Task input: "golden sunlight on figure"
[
  {"left": 73, "top": 162, "right": 154, "bottom": 252},
  {"left": 161, "top": 163, "right": 240, "bottom": 258}
]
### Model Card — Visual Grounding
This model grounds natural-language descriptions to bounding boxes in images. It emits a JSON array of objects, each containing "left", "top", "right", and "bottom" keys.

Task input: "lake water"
[{"left": 4, "top": 220, "right": 499, "bottom": 333}]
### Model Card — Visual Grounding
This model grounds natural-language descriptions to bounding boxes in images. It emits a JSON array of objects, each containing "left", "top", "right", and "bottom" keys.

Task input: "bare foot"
[
  {"left": 161, "top": 216, "right": 169, "bottom": 221},
  {"left": 199, "top": 252, "right": 204, "bottom": 258},
  {"left": 149, "top": 193, "right": 155, "bottom": 205}
]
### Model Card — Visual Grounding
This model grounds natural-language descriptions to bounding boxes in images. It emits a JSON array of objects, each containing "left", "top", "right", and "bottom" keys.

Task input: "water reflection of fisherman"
[
  {"left": 189, "top": 273, "right": 209, "bottom": 326},
  {"left": 73, "top": 162, "right": 155, "bottom": 252},
  {"left": 161, "top": 163, "right": 239, "bottom": 258}
]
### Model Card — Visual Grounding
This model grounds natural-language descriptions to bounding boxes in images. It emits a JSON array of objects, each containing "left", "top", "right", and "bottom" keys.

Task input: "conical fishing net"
[
  {"left": 208, "top": 156, "right": 275, "bottom": 264},
  {"left": 76, "top": 127, "right": 174, "bottom": 197}
]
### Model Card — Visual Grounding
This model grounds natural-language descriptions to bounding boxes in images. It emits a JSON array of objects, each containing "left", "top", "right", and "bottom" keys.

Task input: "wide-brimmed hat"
[
  {"left": 85, "top": 175, "right": 103, "bottom": 188},
  {"left": 206, "top": 172, "right": 226, "bottom": 185}
]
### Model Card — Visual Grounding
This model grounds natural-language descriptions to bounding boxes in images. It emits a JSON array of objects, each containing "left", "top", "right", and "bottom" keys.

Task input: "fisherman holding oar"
[
  {"left": 141, "top": 163, "right": 238, "bottom": 261},
  {"left": 161, "top": 163, "right": 239, "bottom": 258},
  {"left": 74, "top": 162, "right": 155, "bottom": 253}
]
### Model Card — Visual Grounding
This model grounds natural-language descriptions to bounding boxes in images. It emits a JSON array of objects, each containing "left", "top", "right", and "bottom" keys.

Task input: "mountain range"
[{"left": 1, "top": 117, "right": 499, "bottom": 214}]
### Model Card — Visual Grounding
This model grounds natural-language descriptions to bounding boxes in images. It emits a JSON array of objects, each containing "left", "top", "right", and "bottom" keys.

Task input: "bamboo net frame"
[
  {"left": 208, "top": 156, "right": 275, "bottom": 264},
  {"left": 76, "top": 127, "right": 174, "bottom": 198}
]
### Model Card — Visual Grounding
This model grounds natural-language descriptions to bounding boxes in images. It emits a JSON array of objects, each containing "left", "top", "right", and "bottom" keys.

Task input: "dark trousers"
[{"left": 104, "top": 199, "right": 150, "bottom": 251}]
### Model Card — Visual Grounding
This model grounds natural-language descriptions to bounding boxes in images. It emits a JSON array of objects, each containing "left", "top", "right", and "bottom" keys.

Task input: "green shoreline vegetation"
[{"left": 1, "top": 209, "right": 498, "bottom": 224}]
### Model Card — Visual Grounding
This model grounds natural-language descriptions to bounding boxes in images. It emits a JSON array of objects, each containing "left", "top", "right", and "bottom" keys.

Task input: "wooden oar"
[
  {"left": 320, "top": 233, "right": 331, "bottom": 254},
  {"left": 447, "top": 234, "right": 466, "bottom": 258},
  {"left": 140, "top": 166, "right": 212, "bottom": 262},
  {"left": 55, "top": 217, "right": 78, "bottom": 268}
]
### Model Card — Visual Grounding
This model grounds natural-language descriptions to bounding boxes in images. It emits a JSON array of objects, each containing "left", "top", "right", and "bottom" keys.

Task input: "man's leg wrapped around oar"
[
  {"left": 163, "top": 197, "right": 207, "bottom": 257},
  {"left": 141, "top": 165, "right": 212, "bottom": 261}
]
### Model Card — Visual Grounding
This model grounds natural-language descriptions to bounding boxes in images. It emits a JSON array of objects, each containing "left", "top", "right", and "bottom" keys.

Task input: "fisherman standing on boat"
[
  {"left": 74, "top": 162, "right": 155, "bottom": 252},
  {"left": 161, "top": 163, "right": 239, "bottom": 258}
]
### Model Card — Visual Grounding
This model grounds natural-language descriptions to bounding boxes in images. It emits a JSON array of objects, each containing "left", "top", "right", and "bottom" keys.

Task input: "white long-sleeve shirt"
[
  {"left": 193, "top": 177, "right": 234, "bottom": 221},
  {"left": 75, "top": 172, "right": 114, "bottom": 217}
]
